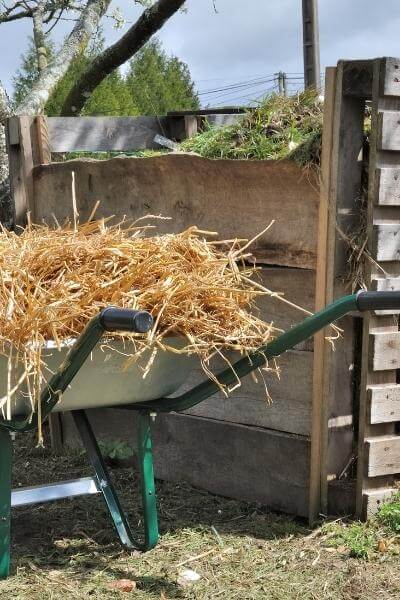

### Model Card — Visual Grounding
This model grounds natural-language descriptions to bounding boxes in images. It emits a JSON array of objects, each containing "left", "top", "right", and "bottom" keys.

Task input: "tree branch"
[
  {"left": 15, "top": 0, "right": 111, "bottom": 114},
  {"left": 61, "top": 0, "right": 185, "bottom": 115},
  {"left": 32, "top": 2, "right": 47, "bottom": 71}
]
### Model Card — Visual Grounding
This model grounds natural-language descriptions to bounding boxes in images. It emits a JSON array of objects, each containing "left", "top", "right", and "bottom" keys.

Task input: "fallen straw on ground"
[{"left": 0, "top": 218, "right": 279, "bottom": 429}]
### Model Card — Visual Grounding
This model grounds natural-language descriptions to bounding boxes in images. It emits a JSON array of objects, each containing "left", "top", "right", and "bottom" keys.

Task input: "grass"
[
  {"left": 180, "top": 91, "right": 323, "bottom": 166},
  {"left": 2, "top": 430, "right": 400, "bottom": 599}
]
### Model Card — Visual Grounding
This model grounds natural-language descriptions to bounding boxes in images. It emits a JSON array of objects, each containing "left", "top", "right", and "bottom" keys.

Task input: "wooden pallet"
[{"left": 313, "top": 57, "right": 400, "bottom": 519}]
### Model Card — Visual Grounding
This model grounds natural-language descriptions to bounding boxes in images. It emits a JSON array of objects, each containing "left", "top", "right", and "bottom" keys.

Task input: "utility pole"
[
  {"left": 302, "top": 0, "right": 321, "bottom": 89},
  {"left": 277, "top": 72, "right": 287, "bottom": 97}
]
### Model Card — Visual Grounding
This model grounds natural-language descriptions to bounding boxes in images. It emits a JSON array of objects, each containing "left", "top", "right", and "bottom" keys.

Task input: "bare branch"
[{"left": 61, "top": 0, "right": 185, "bottom": 115}]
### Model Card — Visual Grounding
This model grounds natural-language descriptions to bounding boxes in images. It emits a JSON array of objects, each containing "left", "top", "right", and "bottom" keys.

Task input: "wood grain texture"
[
  {"left": 362, "top": 487, "right": 397, "bottom": 517},
  {"left": 366, "top": 435, "right": 400, "bottom": 477},
  {"left": 311, "top": 63, "right": 361, "bottom": 520},
  {"left": 372, "top": 331, "right": 400, "bottom": 371},
  {"left": 47, "top": 116, "right": 169, "bottom": 152},
  {"left": 179, "top": 267, "right": 316, "bottom": 436},
  {"left": 342, "top": 60, "right": 373, "bottom": 98},
  {"left": 380, "top": 57, "right": 400, "bottom": 97},
  {"left": 33, "top": 154, "right": 320, "bottom": 269},
  {"left": 375, "top": 168, "right": 400, "bottom": 205},
  {"left": 374, "top": 224, "right": 400, "bottom": 261},
  {"left": 378, "top": 111, "right": 400, "bottom": 151},
  {"left": 368, "top": 384, "right": 400, "bottom": 423},
  {"left": 61, "top": 409, "right": 311, "bottom": 517},
  {"left": 354, "top": 58, "right": 400, "bottom": 518},
  {"left": 183, "top": 350, "right": 313, "bottom": 436}
]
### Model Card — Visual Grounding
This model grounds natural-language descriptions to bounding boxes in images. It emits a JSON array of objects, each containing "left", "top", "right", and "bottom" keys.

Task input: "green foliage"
[
  {"left": 46, "top": 55, "right": 138, "bottom": 117},
  {"left": 323, "top": 521, "right": 378, "bottom": 560},
  {"left": 321, "top": 491, "right": 400, "bottom": 560},
  {"left": 377, "top": 492, "right": 400, "bottom": 532},
  {"left": 126, "top": 38, "right": 199, "bottom": 115},
  {"left": 13, "top": 35, "right": 138, "bottom": 117},
  {"left": 13, "top": 38, "right": 55, "bottom": 107},
  {"left": 99, "top": 440, "right": 134, "bottom": 461},
  {"left": 181, "top": 90, "right": 323, "bottom": 165}
]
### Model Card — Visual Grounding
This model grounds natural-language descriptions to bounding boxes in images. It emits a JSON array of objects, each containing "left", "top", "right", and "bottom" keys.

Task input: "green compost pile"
[{"left": 180, "top": 90, "right": 323, "bottom": 166}]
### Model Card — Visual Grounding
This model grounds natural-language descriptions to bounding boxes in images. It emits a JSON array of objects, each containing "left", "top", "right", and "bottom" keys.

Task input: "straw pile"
[{"left": 0, "top": 218, "right": 277, "bottom": 426}]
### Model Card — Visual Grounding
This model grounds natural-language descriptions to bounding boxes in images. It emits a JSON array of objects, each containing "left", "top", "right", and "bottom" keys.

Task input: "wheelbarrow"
[{"left": 0, "top": 290, "right": 399, "bottom": 578}]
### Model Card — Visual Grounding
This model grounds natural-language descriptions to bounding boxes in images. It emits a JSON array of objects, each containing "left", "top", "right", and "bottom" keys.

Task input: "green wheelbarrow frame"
[{"left": 0, "top": 290, "right": 399, "bottom": 578}]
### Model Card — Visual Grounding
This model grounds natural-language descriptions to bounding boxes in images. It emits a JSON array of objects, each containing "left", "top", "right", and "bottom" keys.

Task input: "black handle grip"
[
  {"left": 356, "top": 290, "right": 400, "bottom": 312},
  {"left": 99, "top": 307, "right": 153, "bottom": 333}
]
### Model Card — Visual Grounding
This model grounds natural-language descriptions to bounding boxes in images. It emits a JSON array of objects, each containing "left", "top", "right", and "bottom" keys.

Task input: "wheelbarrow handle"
[
  {"left": 100, "top": 307, "right": 153, "bottom": 333},
  {"left": 356, "top": 290, "right": 400, "bottom": 312}
]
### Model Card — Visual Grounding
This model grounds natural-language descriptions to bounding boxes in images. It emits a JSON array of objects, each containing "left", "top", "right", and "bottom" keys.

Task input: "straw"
[{"left": 0, "top": 218, "right": 279, "bottom": 419}]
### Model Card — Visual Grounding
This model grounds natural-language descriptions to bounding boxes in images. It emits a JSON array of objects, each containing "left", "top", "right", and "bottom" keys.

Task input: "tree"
[
  {"left": 126, "top": 39, "right": 198, "bottom": 115},
  {"left": 0, "top": 0, "right": 188, "bottom": 215},
  {"left": 13, "top": 37, "right": 138, "bottom": 116},
  {"left": 0, "top": 0, "right": 187, "bottom": 116}
]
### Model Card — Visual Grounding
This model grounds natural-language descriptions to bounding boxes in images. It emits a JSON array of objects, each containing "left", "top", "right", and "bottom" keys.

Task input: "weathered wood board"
[
  {"left": 182, "top": 350, "right": 313, "bottom": 436},
  {"left": 362, "top": 487, "right": 397, "bottom": 517},
  {"left": 366, "top": 435, "right": 400, "bottom": 477},
  {"left": 375, "top": 168, "right": 400, "bottom": 205},
  {"left": 47, "top": 117, "right": 169, "bottom": 152},
  {"left": 372, "top": 331, "right": 400, "bottom": 371},
  {"left": 373, "top": 224, "right": 400, "bottom": 261},
  {"left": 368, "top": 385, "right": 400, "bottom": 424},
  {"left": 379, "top": 111, "right": 400, "bottom": 152},
  {"left": 32, "top": 154, "right": 319, "bottom": 269},
  {"left": 180, "top": 267, "right": 315, "bottom": 436},
  {"left": 62, "top": 410, "right": 311, "bottom": 517}
]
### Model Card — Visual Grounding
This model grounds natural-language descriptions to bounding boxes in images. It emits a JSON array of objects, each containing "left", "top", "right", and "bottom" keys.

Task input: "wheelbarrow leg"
[
  {"left": 0, "top": 429, "right": 12, "bottom": 579},
  {"left": 72, "top": 409, "right": 158, "bottom": 551},
  {"left": 137, "top": 411, "right": 158, "bottom": 550}
]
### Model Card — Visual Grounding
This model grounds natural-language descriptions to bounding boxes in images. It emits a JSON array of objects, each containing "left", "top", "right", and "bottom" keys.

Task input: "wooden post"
[
  {"left": 310, "top": 62, "right": 368, "bottom": 521},
  {"left": 5, "top": 116, "right": 36, "bottom": 227},
  {"left": 356, "top": 57, "right": 400, "bottom": 518}
]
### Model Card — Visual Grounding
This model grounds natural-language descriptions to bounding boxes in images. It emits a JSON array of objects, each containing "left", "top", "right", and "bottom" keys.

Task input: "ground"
[{"left": 2, "top": 432, "right": 400, "bottom": 600}]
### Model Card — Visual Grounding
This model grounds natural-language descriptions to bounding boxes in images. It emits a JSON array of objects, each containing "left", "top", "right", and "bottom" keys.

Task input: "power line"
[{"left": 197, "top": 75, "right": 276, "bottom": 96}]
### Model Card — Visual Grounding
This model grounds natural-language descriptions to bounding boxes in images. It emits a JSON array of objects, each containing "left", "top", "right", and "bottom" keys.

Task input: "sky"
[{"left": 1, "top": 0, "right": 400, "bottom": 105}]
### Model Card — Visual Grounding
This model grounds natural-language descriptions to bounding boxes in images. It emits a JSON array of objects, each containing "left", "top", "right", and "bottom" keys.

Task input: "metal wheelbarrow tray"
[{"left": 0, "top": 291, "right": 399, "bottom": 578}]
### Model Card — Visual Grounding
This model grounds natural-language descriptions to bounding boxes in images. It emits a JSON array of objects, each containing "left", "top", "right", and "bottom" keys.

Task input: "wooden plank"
[
  {"left": 47, "top": 116, "right": 169, "bottom": 152},
  {"left": 342, "top": 60, "right": 373, "bottom": 98},
  {"left": 48, "top": 414, "right": 63, "bottom": 453},
  {"left": 36, "top": 116, "right": 51, "bottom": 164},
  {"left": 168, "top": 108, "right": 247, "bottom": 116},
  {"left": 184, "top": 350, "right": 313, "bottom": 436},
  {"left": 61, "top": 410, "right": 311, "bottom": 517},
  {"left": 369, "top": 384, "right": 400, "bottom": 424},
  {"left": 366, "top": 435, "right": 400, "bottom": 477},
  {"left": 380, "top": 57, "right": 400, "bottom": 97},
  {"left": 33, "top": 155, "right": 320, "bottom": 269},
  {"left": 310, "top": 67, "right": 337, "bottom": 522},
  {"left": 5, "top": 116, "right": 36, "bottom": 228},
  {"left": 372, "top": 331, "right": 400, "bottom": 371},
  {"left": 374, "top": 224, "right": 400, "bottom": 261},
  {"left": 363, "top": 487, "right": 397, "bottom": 517},
  {"left": 311, "top": 63, "right": 363, "bottom": 521},
  {"left": 378, "top": 111, "right": 400, "bottom": 151},
  {"left": 375, "top": 168, "right": 400, "bottom": 205}
]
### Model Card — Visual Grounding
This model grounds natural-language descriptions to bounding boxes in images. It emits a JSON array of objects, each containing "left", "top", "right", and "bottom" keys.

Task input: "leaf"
[
  {"left": 377, "top": 539, "right": 388, "bottom": 553},
  {"left": 106, "top": 578, "right": 137, "bottom": 592}
]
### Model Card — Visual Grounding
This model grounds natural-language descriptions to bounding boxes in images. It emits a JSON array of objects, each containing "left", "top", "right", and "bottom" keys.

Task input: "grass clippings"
[
  {"left": 2, "top": 432, "right": 400, "bottom": 600},
  {"left": 180, "top": 91, "right": 323, "bottom": 166}
]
